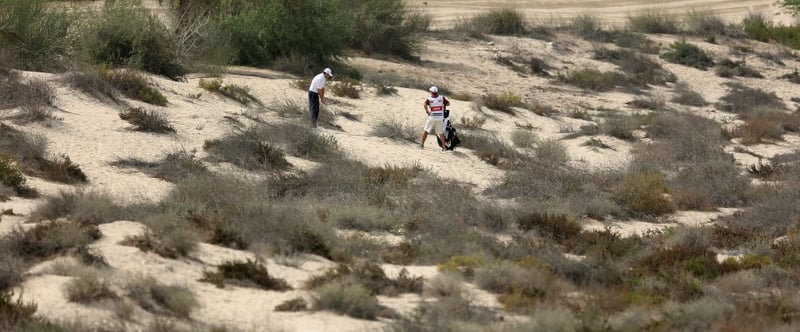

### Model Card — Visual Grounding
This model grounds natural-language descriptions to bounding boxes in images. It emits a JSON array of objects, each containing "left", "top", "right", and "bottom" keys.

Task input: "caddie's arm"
[{"left": 423, "top": 100, "right": 430, "bottom": 115}]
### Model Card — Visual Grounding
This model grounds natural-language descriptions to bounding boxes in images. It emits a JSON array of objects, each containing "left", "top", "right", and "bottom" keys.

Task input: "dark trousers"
[{"left": 308, "top": 91, "right": 320, "bottom": 128}]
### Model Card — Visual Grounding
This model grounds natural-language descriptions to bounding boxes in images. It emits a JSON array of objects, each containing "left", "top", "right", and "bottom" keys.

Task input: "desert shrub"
[
  {"left": 601, "top": 115, "right": 639, "bottom": 141},
  {"left": 564, "top": 228, "right": 645, "bottom": 259},
  {"left": 780, "top": 69, "right": 800, "bottom": 83},
  {"left": 640, "top": 111, "right": 727, "bottom": 164},
  {"left": 331, "top": 206, "right": 400, "bottom": 233},
  {"left": 275, "top": 297, "right": 307, "bottom": 311},
  {"left": 122, "top": 226, "right": 197, "bottom": 259},
  {"left": 476, "top": 262, "right": 560, "bottom": 311},
  {"left": 558, "top": 68, "right": 623, "bottom": 92},
  {"left": 516, "top": 212, "right": 581, "bottom": 243},
  {"left": 0, "top": 73, "right": 54, "bottom": 111},
  {"left": 203, "top": 130, "right": 290, "bottom": 171},
  {"left": 671, "top": 158, "right": 750, "bottom": 208},
  {"left": 329, "top": 79, "right": 360, "bottom": 99},
  {"left": 458, "top": 132, "right": 521, "bottom": 167},
  {"left": 340, "top": 0, "right": 430, "bottom": 58},
  {"left": 628, "top": 93, "right": 667, "bottom": 110},
  {"left": 371, "top": 118, "right": 422, "bottom": 142},
  {"left": 715, "top": 58, "right": 763, "bottom": 78},
  {"left": 387, "top": 286, "right": 496, "bottom": 331},
  {"left": 374, "top": 82, "right": 398, "bottom": 96},
  {"left": 127, "top": 275, "right": 197, "bottom": 318},
  {"left": 81, "top": 1, "right": 185, "bottom": 79},
  {"left": 716, "top": 83, "right": 785, "bottom": 114},
  {"left": 0, "top": 0, "right": 70, "bottom": 72},
  {"left": 201, "top": 259, "right": 291, "bottom": 291},
  {"left": 731, "top": 118, "right": 785, "bottom": 145},
  {"left": 199, "top": 78, "right": 258, "bottom": 105},
  {"left": 459, "top": 114, "right": 486, "bottom": 130},
  {"left": 99, "top": 68, "right": 167, "bottom": 106},
  {"left": 28, "top": 190, "right": 128, "bottom": 224},
  {"left": 613, "top": 172, "right": 675, "bottom": 216},
  {"left": 307, "top": 261, "right": 422, "bottom": 296},
  {"left": 119, "top": 107, "right": 175, "bottom": 133},
  {"left": 0, "top": 124, "right": 87, "bottom": 184},
  {"left": 614, "top": 31, "right": 661, "bottom": 53},
  {"left": 0, "top": 154, "right": 25, "bottom": 192},
  {"left": 460, "top": 9, "right": 527, "bottom": 36},
  {"left": 5, "top": 221, "right": 100, "bottom": 261},
  {"left": 686, "top": 10, "right": 744, "bottom": 38},
  {"left": 664, "top": 296, "right": 733, "bottom": 331},
  {"left": 65, "top": 269, "right": 116, "bottom": 303},
  {"left": 571, "top": 14, "right": 615, "bottom": 42},
  {"left": 594, "top": 47, "right": 676, "bottom": 87},
  {"left": 480, "top": 92, "right": 526, "bottom": 114},
  {"left": 511, "top": 129, "right": 537, "bottom": 148},
  {"left": 627, "top": 10, "right": 681, "bottom": 34},
  {"left": 727, "top": 184, "right": 800, "bottom": 237},
  {"left": 661, "top": 40, "right": 715, "bottom": 70},
  {"left": 671, "top": 81, "right": 708, "bottom": 106},
  {"left": 63, "top": 69, "right": 121, "bottom": 104},
  {"left": 110, "top": 151, "right": 208, "bottom": 183},
  {"left": 312, "top": 282, "right": 382, "bottom": 320}
]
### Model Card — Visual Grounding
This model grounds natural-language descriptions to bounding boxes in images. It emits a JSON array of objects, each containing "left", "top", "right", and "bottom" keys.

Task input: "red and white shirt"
[{"left": 426, "top": 95, "right": 446, "bottom": 118}]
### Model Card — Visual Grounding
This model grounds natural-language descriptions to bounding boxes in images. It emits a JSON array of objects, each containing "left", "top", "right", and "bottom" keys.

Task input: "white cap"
[
  {"left": 323, "top": 68, "right": 333, "bottom": 76},
  {"left": 429, "top": 86, "right": 438, "bottom": 93}
]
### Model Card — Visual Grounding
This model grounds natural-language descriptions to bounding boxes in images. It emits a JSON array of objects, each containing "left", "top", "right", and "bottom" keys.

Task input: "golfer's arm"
[{"left": 319, "top": 87, "right": 325, "bottom": 103}]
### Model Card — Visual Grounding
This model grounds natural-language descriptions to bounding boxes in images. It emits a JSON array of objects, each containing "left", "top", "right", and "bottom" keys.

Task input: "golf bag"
[{"left": 437, "top": 109, "right": 461, "bottom": 151}]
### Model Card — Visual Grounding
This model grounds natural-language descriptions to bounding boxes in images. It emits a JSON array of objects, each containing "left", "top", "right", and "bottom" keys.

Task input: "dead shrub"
[
  {"left": 628, "top": 92, "right": 667, "bottom": 110},
  {"left": 110, "top": 150, "right": 208, "bottom": 182},
  {"left": 312, "top": 282, "right": 383, "bottom": 320},
  {"left": 5, "top": 221, "right": 100, "bottom": 261},
  {"left": 559, "top": 68, "right": 623, "bottom": 92},
  {"left": 731, "top": 118, "right": 784, "bottom": 145},
  {"left": 715, "top": 58, "right": 763, "bottom": 78},
  {"left": 516, "top": 212, "right": 581, "bottom": 243},
  {"left": 121, "top": 224, "right": 197, "bottom": 259},
  {"left": 203, "top": 131, "right": 290, "bottom": 171},
  {"left": 126, "top": 275, "right": 197, "bottom": 318},
  {"left": 199, "top": 78, "right": 259, "bottom": 105},
  {"left": 99, "top": 68, "right": 167, "bottom": 106},
  {"left": 66, "top": 269, "right": 117, "bottom": 303},
  {"left": 0, "top": 73, "right": 54, "bottom": 111},
  {"left": 370, "top": 118, "right": 418, "bottom": 142},
  {"left": 63, "top": 69, "right": 120, "bottom": 104}
]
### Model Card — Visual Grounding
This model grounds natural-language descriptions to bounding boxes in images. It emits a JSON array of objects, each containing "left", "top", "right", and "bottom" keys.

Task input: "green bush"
[
  {"left": 661, "top": 40, "right": 715, "bottom": 70},
  {"left": 81, "top": 1, "right": 185, "bottom": 79},
  {"left": 0, "top": 0, "right": 70, "bottom": 72},
  {"left": 0, "top": 154, "right": 24, "bottom": 191},
  {"left": 744, "top": 13, "right": 800, "bottom": 49},
  {"left": 614, "top": 172, "right": 675, "bottom": 216},
  {"left": 340, "top": 0, "right": 430, "bottom": 58},
  {"left": 214, "top": 0, "right": 349, "bottom": 68},
  {"left": 469, "top": 9, "right": 527, "bottom": 36}
]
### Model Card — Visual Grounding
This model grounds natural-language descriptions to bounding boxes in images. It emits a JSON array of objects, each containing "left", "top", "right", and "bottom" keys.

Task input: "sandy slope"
[{"left": 2, "top": 1, "right": 800, "bottom": 331}]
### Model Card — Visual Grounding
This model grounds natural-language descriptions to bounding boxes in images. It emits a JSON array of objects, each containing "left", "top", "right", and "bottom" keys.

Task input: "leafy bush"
[
  {"left": 743, "top": 13, "right": 800, "bottom": 49},
  {"left": 339, "top": 0, "right": 430, "bottom": 58},
  {"left": 201, "top": 259, "right": 291, "bottom": 291},
  {"left": 119, "top": 107, "right": 175, "bottom": 133},
  {"left": 661, "top": 40, "right": 715, "bottom": 70},
  {"left": 81, "top": 1, "right": 185, "bottom": 79},
  {"left": 213, "top": 1, "right": 349, "bottom": 68},
  {"left": 0, "top": 0, "right": 70, "bottom": 72},
  {"left": 614, "top": 172, "right": 675, "bottom": 216}
]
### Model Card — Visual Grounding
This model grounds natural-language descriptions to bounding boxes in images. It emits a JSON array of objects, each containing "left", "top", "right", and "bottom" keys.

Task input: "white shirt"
[{"left": 309, "top": 73, "right": 327, "bottom": 93}]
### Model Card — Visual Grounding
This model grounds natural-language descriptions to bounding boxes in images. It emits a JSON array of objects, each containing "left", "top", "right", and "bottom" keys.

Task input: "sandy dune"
[{"left": 2, "top": 1, "right": 800, "bottom": 331}]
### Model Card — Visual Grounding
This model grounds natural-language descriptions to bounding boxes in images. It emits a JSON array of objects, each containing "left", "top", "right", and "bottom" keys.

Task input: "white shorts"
[{"left": 424, "top": 117, "right": 444, "bottom": 135}]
